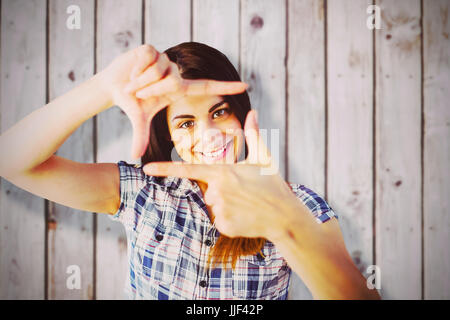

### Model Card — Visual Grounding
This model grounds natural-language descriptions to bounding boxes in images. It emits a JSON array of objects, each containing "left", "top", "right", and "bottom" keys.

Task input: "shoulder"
[
  {"left": 287, "top": 182, "right": 338, "bottom": 223},
  {"left": 117, "top": 160, "right": 152, "bottom": 187}
]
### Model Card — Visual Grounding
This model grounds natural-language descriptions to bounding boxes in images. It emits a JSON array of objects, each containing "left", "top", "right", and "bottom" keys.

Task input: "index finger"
[
  {"left": 143, "top": 161, "right": 216, "bottom": 182},
  {"left": 130, "top": 44, "right": 160, "bottom": 80},
  {"left": 183, "top": 79, "right": 248, "bottom": 96}
]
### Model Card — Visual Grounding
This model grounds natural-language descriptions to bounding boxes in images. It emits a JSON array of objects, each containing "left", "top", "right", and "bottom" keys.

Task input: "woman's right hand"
[{"left": 98, "top": 44, "right": 248, "bottom": 159}]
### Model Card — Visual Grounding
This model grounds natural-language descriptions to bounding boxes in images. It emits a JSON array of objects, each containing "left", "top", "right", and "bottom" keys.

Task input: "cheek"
[
  {"left": 222, "top": 117, "right": 245, "bottom": 157},
  {"left": 171, "top": 129, "right": 193, "bottom": 158}
]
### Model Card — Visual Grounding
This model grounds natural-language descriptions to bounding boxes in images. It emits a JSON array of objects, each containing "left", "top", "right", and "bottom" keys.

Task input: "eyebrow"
[{"left": 171, "top": 100, "right": 227, "bottom": 123}]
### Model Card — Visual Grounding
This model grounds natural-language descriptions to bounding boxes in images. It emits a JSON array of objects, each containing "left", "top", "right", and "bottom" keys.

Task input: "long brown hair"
[{"left": 141, "top": 42, "right": 266, "bottom": 269}]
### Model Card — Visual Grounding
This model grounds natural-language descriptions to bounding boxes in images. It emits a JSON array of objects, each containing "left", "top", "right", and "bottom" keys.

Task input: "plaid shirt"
[{"left": 110, "top": 161, "right": 338, "bottom": 300}]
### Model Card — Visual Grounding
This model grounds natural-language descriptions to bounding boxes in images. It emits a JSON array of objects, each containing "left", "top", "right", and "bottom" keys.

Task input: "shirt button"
[
  {"left": 205, "top": 239, "right": 212, "bottom": 247},
  {"left": 155, "top": 234, "right": 164, "bottom": 241},
  {"left": 199, "top": 280, "right": 207, "bottom": 288}
]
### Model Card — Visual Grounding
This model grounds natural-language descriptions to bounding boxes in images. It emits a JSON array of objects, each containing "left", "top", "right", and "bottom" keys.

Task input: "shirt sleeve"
[
  {"left": 109, "top": 160, "right": 148, "bottom": 228},
  {"left": 288, "top": 183, "right": 338, "bottom": 223}
]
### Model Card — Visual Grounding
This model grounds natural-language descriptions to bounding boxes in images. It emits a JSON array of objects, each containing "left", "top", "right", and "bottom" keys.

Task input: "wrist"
[
  {"left": 265, "top": 195, "right": 315, "bottom": 244},
  {"left": 91, "top": 71, "right": 114, "bottom": 111}
]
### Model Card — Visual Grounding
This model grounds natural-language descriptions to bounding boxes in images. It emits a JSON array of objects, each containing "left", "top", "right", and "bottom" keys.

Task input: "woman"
[{"left": 0, "top": 42, "right": 380, "bottom": 300}]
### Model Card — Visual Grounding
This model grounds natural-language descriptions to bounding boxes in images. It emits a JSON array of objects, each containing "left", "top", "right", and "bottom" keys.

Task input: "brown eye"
[
  {"left": 179, "top": 120, "right": 194, "bottom": 129},
  {"left": 212, "top": 108, "right": 229, "bottom": 119}
]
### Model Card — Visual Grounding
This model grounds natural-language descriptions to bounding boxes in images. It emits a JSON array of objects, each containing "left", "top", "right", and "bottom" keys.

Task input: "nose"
[{"left": 194, "top": 120, "right": 227, "bottom": 151}]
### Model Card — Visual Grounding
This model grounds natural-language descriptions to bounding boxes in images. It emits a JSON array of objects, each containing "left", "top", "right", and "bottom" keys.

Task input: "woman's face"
[{"left": 166, "top": 95, "right": 244, "bottom": 164}]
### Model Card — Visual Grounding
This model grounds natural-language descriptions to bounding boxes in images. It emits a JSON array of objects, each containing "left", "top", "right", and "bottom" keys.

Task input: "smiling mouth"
[{"left": 195, "top": 139, "right": 234, "bottom": 162}]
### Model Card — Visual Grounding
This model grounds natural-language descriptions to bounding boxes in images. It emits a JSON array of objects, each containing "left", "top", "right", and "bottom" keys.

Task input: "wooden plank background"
[{"left": 0, "top": 0, "right": 449, "bottom": 300}]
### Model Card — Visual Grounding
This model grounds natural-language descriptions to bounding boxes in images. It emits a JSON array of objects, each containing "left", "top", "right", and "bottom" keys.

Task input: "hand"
[
  {"left": 143, "top": 110, "right": 310, "bottom": 240},
  {"left": 99, "top": 44, "right": 248, "bottom": 159}
]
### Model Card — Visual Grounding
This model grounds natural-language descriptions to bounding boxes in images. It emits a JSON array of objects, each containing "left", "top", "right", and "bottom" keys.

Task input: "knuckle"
[
  {"left": 141, "top": 44, "right": 155, "bottom": 54},
  {"left": 141, "top": 44, "right": 158, "bottom": 62},
  {"left": 160, "top": 52, "right": 171, "bottom": 64},
  {"left": 152, "top": 66, "right": 163, "bottom": 79}
]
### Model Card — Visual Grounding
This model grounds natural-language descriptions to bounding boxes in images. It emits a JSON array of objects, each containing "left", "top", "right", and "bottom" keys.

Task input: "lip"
[
  {"left": 194, "top": 138, "right": 233, "bottom": 154},
  {"left": 195, "top": 139, "right": 233, "bottom": 162}
]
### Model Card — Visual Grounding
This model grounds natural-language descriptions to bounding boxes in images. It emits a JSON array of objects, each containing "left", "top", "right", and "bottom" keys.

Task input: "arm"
[
  {"left": 0, "top": 45, "right": 161, "bottom": 214},
  {"left": 141, "top": 109, "right": 378, "bottom": 299},
  {"left": 270, "top": 198, "right": 381, "bottom": 300},
  {"left": 0, "top": 73, "right": 112, "bottom": 176},
  {"left": 0, "top": 70, "right": 121, "bottom": 214},
  {"left": 0, "top": 44, "right": 160, "bottom": 176},
  {"left": 0, "top": 44, "right": 248, "bottom": 215}
]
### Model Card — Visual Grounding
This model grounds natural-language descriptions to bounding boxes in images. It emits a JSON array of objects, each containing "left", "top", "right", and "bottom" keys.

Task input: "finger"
[
  {"left": 130, "top": 112, "right": 151, "bottom": 160},
  {"left": 115, "top": 93, "right": 151, "bottom": 159},
  {"left": 135, "top": 64, "right": 182, "bottom": 99},
  {"left": 136, "top": 74, "right": 248, "bottom": 99},
  {"left": 129, "top": 44, "right": 160, "bottom": 80},
  {"left": 183, "top": 79, "right": 248, "bottom": 96},
  {"left": 204, "top": 186, "right": 218, "bottom": 206},
  {"left": 143, "top": 162, "right": 216, "bottom": 182},
  {"left": 242, "top": 110, "right": 272, "bottom": 165},
  {"left": 125, "top": 53, "right": 171, "bottom": 93},
  {"left": 140, "top": 95, "right": 171, "bottom": 115}
]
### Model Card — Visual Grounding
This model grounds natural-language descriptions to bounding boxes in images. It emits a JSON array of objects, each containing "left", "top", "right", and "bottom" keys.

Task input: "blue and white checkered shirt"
[{"left": 110, "top": 161, "right": 338, "bottom": 300}]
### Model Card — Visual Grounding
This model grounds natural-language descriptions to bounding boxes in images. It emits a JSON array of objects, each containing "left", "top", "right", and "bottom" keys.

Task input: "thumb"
[
  {"left": 130, "top": 113, "right": 151, "bottom": 160},
  {"left": 116, "top": 93, "right": 151, "bottom": 160},
  {"left": 243, "top": 110, "right": 271, "bottom": 165}
]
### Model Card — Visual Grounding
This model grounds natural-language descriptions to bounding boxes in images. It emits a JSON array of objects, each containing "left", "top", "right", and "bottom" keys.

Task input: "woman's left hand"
[{"left": 143, "top": 110, "right": 313, "bottom": 240}]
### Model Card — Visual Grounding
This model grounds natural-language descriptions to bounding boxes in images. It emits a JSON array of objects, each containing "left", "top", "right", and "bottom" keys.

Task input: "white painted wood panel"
[
  {"left": 327, "top": 0, "right": 374, "bottom": 291},
  {"left": 287, "top": 0, "right": 325, "bottom": 300},
  {"left": 193, "top": 0, "right": 240, "bottom": 71},
  {"left": 0, "top": 0, "right": 47, "bottom": 299},
  {"left": 47, "top": 0, "right": 95, "bottom": 299},
  {"left": 145, "top": 0, "right": 191, "bottom": 52},
  {"left": 96, "top": 0, "right": 142, "bottom": 299},
  {"left": 376, "top": 0, "right": 422, "bottom": 299},
  {"left": 423, "top": 0, "right": 450, "bottom": 300},
  {"left": 241, "top": 0, "right": 287, "bottom": 178}
]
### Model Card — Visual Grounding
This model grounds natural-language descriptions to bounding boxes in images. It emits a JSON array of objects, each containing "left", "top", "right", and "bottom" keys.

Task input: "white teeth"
[{"left": 202, "top": 145, "right": 226, "bottom": 157}]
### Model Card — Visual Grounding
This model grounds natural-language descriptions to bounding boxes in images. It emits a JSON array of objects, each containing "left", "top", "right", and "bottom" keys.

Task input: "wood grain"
[
  {"left": 0, "top": 0, "right": 46, "bottom": 299},
  {"left": 47, "top": 0, "right": 95, "bottom": 299},
  {"left": 241, "top": 0, "right": 287, "bottom": 178},
  {"left": 96, "top": 0, "right": 142, "bottom": 299},
  {"left": 145, "top": 0, "right": 191, "bottom": 52},
  {"left": 423, "top": 0, "right": 450, "bottom": 300},
  {"left": 327, "top": 0, "right": 375, "bottom": 294},
  {"left": 193, "top": 0, "right": 240, "bottom": 70},
  {"left": 286, "top": 0, "right": 325, "bottom": 300},
  {"left": 375, "top": 0, "right": 422, "bottom": 299}
]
